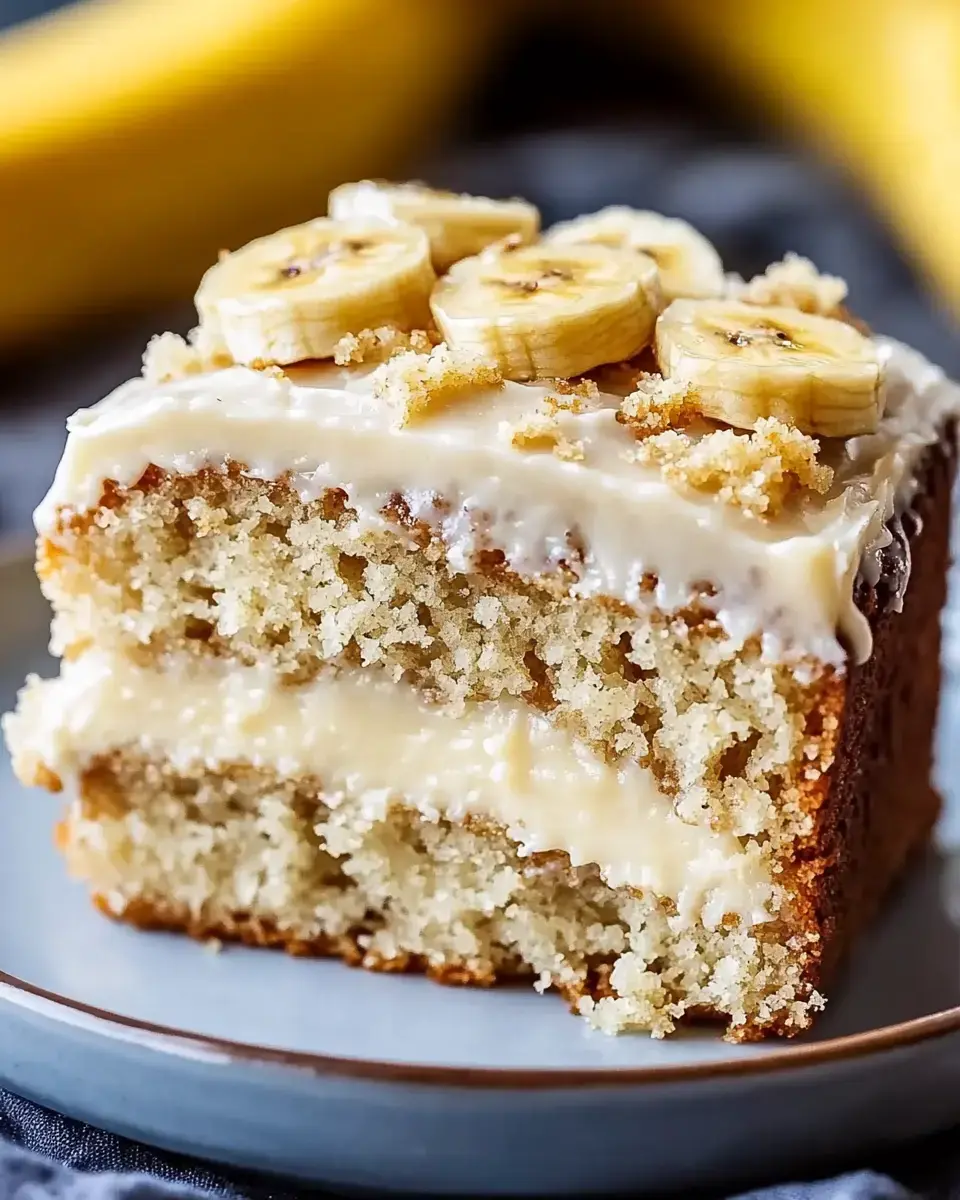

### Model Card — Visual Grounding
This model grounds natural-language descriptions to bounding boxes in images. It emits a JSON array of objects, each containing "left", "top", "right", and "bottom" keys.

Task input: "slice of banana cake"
[{"left": 5, "top": 183, "right": 958, "bottom": 1040}]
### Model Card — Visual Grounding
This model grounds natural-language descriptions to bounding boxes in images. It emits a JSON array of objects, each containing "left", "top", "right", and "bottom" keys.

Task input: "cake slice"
[{"left": 5, "top": 185, "right": 958, "bottom": 1040}]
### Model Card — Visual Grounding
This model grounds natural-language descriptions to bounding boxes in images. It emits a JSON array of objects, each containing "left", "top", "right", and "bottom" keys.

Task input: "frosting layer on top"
[{"left": 35, "top": 339, "right": 958, "bottom": 666}]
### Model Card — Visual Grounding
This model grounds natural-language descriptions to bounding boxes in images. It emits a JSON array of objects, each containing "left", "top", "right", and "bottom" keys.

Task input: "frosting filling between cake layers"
[
  {"left": 34, "top": 338, "right": 959, "bottom": 665},
  {"left": 4, "top": 655, "right": 776, "bottom": 928}
]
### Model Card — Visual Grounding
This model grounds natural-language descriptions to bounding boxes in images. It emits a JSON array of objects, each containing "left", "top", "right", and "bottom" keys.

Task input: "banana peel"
[{"left": 0, "top": 0, "right": 502, "bottom": 349}]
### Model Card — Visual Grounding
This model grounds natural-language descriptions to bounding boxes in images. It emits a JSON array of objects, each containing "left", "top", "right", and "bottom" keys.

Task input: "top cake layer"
[
  {"left": 36, "top": 335, "right": 956, "bottom": 666},
  {"left": 32, "top": 182, "right": 960, "bottom": 667}
]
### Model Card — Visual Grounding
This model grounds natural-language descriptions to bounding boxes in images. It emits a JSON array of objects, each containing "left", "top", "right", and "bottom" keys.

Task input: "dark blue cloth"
[
  {"left": 0, "top": 1095, "right": 290, "bottom": 1199},
  {"left": 0, "top": 1089, "right": 951, "bottom": 1198}
]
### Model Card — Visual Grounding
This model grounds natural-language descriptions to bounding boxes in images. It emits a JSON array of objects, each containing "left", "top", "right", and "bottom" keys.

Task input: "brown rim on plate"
[{"left": 2, "top": 968, "right": 960, "bottom": 1089}]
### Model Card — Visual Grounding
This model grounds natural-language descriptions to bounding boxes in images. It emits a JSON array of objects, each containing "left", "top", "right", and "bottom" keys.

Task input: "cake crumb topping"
[
  {"left": 371, "top": 343, "right": 502, "bottom": 426},
  {"left": 142, "top": 333, "right": 204, "bottom": 383},
  {"left": 731, "top": 253, "right": 848, "bottom": 316},
  {"left": 617, "top": 374, "right": 698, "bottom": 437},
  {"left": 627, "top": 417, "right": 833, "bottom": 517},
  {"left": 247, "top": 360, "right": 287, "bottom": 378},
  {"left": 142, "top": 329, "right": 232, "bottom": 383},
  {"left": 503, "top": 413, "right": 585, "bottom": 461},
  {"left": 543, "top": 377, "right": 603, "bottom": 415},
  {"left": 332, "top": 326, "right": 435, "bottom": 366}
]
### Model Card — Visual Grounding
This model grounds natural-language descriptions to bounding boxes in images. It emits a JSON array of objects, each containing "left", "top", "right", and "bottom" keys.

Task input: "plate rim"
[
  {"left": 3, "top": 543, "right": 960, "bottom": 1090},
  {"left": 4, "top": 956, "right": 960, "bottom": 1091}
]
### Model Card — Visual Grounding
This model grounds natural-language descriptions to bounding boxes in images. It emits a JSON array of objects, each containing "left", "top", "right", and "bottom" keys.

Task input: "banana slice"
[
  {"left": 329, "top": 180, "right": 540, "bottom": 272},
  {"left": 656, "top": 299, "right": 884, "bottom": 437},
  {"left": 430, "top": 241, "right": 661, "bottom": 381},
  {"left": 195, "top": 218, "right": 435, "bottom": 366},
  {"left": 546, "top": 206, "right": 724, "bottom": 302}
]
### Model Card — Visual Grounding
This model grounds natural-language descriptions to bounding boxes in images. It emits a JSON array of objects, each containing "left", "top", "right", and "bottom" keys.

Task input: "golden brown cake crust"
[
  {"left": 92, "top": 894, "right": 514, "bottom": 988},
  {"left": 93, "top": 893, "right": 740, "bottom": 1021},
  {"left": 767, "top": 430, "right": 956, "bottom": 1040}
]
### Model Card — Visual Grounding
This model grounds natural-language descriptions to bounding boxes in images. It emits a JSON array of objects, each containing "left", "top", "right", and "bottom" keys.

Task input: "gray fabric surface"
[{"left": 0, "top": 125, "right": 958, "bottom": 1198}]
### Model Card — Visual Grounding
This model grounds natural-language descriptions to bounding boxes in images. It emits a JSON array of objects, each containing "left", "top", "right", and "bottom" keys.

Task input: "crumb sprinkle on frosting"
[
  {"left": 502, "top": 412, "right": 585, "bottom": 461},
  {"left": 626, "top": 417, "right": 833, "bottom": 517},
  {"left": 730, "top": 253, "right": 848, "bottom": 317},
  {"left": 617, "top": 374, "right": 698, "bottom": 437},
  {"left": 371, "top": 343, "right": 503, "bottom": 426},
  {"left": 543, "top": 377, "right": 603, "bottom": 415},
  {"left": 142, "top": 329, "right": 233, "bottom": 384}
]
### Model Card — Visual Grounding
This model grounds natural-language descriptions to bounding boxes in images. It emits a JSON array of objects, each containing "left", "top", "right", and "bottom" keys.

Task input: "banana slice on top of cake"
[{"left": 4, "top": 186, "right": 958, "bottom": 1041}]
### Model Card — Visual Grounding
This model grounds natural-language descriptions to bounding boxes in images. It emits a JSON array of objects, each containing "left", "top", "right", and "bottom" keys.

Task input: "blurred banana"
[
  {"left": 644, "top": 0, "right": 960, "bottom": 313},
  {"left": 0, "top": 0, "right": 500, "bottom": 348}
]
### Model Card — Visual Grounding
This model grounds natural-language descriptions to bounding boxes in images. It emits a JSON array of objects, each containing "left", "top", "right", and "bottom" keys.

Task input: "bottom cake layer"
[{"left": 61, "top": 750, "right": 825, "bottom": 1041}]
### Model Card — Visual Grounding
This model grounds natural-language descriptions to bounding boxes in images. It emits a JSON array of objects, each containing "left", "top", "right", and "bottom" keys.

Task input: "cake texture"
[{"left": 5, "top": 184, "right": 958, "bottom": 1040}]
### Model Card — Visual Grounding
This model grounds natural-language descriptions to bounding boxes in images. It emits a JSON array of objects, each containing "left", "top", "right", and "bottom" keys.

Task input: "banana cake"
[{"left": 5, "top": 184, "right": 959, "bottom": 1040}]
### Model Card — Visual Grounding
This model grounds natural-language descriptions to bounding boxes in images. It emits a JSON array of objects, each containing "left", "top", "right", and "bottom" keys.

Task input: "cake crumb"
[
  {"left": 543, "top": 377, "right": 602, "bottom": 415},
  {"left": 617, "top": 374, "right": 697, "bottom": 437},
  {"left": 33, "top": 762, "right": 63, "bottom": 794},
  {"left": 333, "top": 326, "right": 435, "bottom": 366},
  {"left": 372, "top": 344, "right": 502, "bottom": 426},
  {"left": 502, "top": 413, "right": 585, "bottom": 462},
  {"left": 142, "top": 333, "right": 205, "bottom": 383},
  {"left": 555, "top": 437, "right": 585, "bottom": 462},
  {"left": 628, "top": 417, "right": 833, "bottom": 517},
  {"left": 473, "top": 596, "right": 502, "bottom": 628},
  {"left": 731, "top": 254, "right": 848, "bottom": 316},
  {"left": 142, "top": 329, "right": 233, "bottom": 383},
  {"left": 247, "top": 360, "right": 286, "bottom": 379}
]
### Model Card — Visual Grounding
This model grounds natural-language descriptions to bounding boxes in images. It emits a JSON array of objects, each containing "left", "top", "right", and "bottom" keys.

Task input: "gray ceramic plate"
[{"left": 2, "top": 544, "right": 960, "bottom": 1196}]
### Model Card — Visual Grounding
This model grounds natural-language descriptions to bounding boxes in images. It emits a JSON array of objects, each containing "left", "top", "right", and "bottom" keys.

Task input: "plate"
[{"left": 1, "top": 545, "right": 960, "bottom": 1196}]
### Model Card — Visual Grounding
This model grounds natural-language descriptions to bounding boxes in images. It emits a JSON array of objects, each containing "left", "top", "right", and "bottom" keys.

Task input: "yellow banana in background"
[
  {"left": 645, "top": 0, "right": 960, "bottom": 315},
  {"left": 1, "top": 0, "right": 958, "bottom": 350},
  {"left": 0, "top": 0, "right": 499, "bottom": 349}
]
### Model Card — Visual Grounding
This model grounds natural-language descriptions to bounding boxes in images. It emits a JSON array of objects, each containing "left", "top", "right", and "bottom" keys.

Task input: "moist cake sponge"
[{"left": 5, "top": 183, "right": 958, "bottom": 1040}]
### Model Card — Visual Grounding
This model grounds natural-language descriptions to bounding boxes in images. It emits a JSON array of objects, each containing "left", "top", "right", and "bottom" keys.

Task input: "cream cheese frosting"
[
  {"left": 34, "top": 338, "right": 959, "bottom": 665},
  {"left": 3, "top": 656, "right": 775, "bottom": 928}
]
